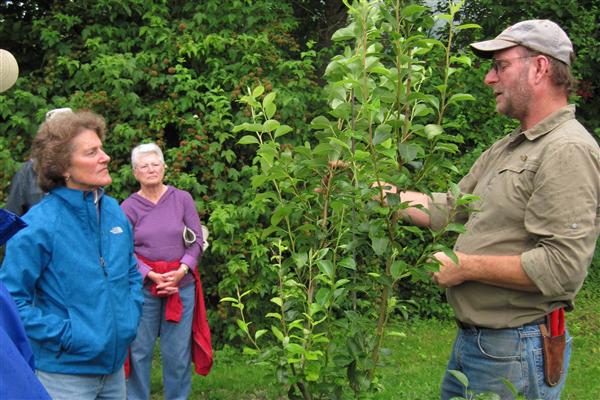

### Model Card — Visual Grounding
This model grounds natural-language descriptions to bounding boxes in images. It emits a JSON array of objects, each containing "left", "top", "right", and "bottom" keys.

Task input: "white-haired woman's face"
[{"left": 133, "top": 152, "right": 165, "bottom": 187}]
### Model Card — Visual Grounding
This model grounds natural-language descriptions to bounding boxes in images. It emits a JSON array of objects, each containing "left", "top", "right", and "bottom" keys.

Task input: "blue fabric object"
[
  {"left": 126, "top": 284, "right": 195, "bottom": 400},
  {"left": 36, "top": 367, "right": 126, "bottom": 400},
  {"left": 0, "top": 208, "right": 27, "bottom": 245},
  {"left": 0, "top": 186, "right": 143, "bottom": 375},
  {"left": 0, "top": 281, "right": 51, "bottom": 399},
  {"left": 440, "top": 325, "right": 571, "bottom": 399}
]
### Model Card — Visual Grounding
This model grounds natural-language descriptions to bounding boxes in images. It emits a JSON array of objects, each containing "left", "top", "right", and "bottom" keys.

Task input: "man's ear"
[{"left": 531, "top": 55, "right": 550, "bottom": 83}]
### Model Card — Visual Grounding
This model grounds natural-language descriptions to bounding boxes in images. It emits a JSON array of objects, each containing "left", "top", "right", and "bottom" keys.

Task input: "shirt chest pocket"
[{"left": 495, "top": 160, "right": 540, "bottom": 201}]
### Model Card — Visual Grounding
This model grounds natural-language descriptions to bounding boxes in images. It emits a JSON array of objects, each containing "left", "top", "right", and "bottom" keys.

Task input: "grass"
[{"left": 148, "top": 279, "right": 599, "bottom": 399}]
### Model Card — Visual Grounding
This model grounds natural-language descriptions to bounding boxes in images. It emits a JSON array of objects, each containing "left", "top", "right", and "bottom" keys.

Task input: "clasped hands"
[{"left": 147, "top": 264, "right": 188, "bottom": 296}]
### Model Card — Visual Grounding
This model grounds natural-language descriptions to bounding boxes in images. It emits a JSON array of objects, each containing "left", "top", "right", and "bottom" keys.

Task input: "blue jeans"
[
  {"left": 126, "top": 283, "right": 195, "bottom": 400},
  {"left": 36, "top": 367, "right": 125, "bottom": 400},
  {"left": 441, "top": 324, "right": 572, "bottom": 400}
]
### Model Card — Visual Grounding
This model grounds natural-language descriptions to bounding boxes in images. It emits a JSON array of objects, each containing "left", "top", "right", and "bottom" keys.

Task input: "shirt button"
[
  {"left": 570, "top": 223, "right": 578, "bottom": 229},
  {"left": 520, "top": 154, "right": 528, "bottom": 161}
]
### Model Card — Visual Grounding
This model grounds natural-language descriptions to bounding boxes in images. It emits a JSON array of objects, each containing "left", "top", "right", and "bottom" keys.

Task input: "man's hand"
[
  {"left": 431, "top": 251, "right": 467, "bottom": 288},
  {"left": 371, "top": 182, "right": 431, "bottom": 227},
  {"left": 371, "top": 181, "right": 397, "bottom": 205}
]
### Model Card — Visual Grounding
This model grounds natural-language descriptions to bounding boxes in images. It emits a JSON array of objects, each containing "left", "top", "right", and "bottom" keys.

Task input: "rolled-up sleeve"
[
  {"left": 521, "top": 142, "right": 600, "bottom": 297},
  {"left": 429, "top": 151, "right": 485, "bottom": 231}
]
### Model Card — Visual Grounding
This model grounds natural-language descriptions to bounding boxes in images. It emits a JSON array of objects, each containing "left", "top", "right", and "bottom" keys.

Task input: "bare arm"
[
  {"left": 433, "top": 252, "right": 539, "bottom": 292},
  {"left": 374, "top": 181, "right": 431, "bottom": 227}
]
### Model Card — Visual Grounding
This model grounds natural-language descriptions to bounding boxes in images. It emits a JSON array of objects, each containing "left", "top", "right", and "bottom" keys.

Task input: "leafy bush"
[{"left": 225, "top": 1, "right": 481, "bottom": 397}]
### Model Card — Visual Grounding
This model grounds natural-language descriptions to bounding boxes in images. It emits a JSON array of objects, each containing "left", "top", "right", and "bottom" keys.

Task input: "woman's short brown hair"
[{"left": 32, "top": 110, "right": 106, "bottom": 192}]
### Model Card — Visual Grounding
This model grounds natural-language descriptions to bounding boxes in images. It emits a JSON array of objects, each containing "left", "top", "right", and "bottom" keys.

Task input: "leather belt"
[{"left": 455, "top": 318, "right": 546, "bottom": 330}]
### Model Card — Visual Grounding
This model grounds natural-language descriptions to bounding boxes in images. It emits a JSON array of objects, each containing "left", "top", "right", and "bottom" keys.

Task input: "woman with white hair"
[{"left": 121, "top": 143, "right": 212, "bottom": 400}]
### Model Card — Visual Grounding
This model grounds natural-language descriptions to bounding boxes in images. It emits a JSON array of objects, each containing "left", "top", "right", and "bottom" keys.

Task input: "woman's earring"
[{"left": 65, "top": 175, "right": 70, "bottom": 182}]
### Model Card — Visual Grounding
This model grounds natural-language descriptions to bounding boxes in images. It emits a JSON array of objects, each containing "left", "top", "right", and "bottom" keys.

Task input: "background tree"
[
  {"left": 449, "top": 0, "right": 600, "bottom": 132},
  {"left": 1, "top": 0, "right": 598, "bottom": 353}
]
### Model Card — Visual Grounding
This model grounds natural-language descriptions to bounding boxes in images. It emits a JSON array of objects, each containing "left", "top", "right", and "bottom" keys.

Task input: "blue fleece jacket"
[{"left": 0, "top": 187, "right": 143, "bottom": 375}]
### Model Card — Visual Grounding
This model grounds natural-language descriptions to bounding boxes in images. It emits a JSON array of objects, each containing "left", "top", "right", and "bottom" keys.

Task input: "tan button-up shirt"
[{"left": 430, "top": 105, "right": 600, "bottom": 328}]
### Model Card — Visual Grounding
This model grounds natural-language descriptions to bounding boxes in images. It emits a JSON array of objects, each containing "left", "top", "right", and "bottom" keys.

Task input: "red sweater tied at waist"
[
  {"left": 134, "top": 254, "right": 213, "bottom": 376},
  {"left": 138, "top": 256, "right": 183, "bottom": 322}
]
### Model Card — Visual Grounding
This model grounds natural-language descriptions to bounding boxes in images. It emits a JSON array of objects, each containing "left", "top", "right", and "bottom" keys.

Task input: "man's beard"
[{"left": 497, "top": 74, "right": 532, "bottom": 121}]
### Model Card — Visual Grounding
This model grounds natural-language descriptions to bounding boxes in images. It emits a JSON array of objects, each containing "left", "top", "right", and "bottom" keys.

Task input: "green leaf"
[
  {"left": 271, "top": 297, "right": 283, "bottom": 307},
  {"left": 243, "top": 346, "right": 259, "bottom": 356},
  {"left": 266, "top": 312, "right": 282, "bottom": 321},
  {"left": 316, "top": 260, "right": 334, "bottom": 279},
  {"left": 293, "top": 252, "right": 308, "bottom": 269},
  {"left": 252, "top": 85, "right": 265, "bottom": 98},
  {"left": 424, "top": 124, "right": 443, "bottom": 140},
  {"left": 262, "top": 92, "right": 276, "bottom": 108},
  {"left": 390, "top": 260, "right": 410, "bottom": 280},
  {"left": 315, "top": 288, "right": 331, "bottom": 307},
  {"left": 448, "top": 93, "right": 475, "bottom": 105},
  {"left": 401, "top": 4, "right": 427, "bottom": 19},
  {"left": 338, "top": 257, "right": 356, "bottom": 270},
  {"left": 328, "top": 137, "right": 351, "bottom": 151},
  {"left": 442, "top": 248, "right": 459, "bottom": 266},
  {"left": 285, "top": 343, "right": 305, "bottom": 355},
  {"left": 310, "top": 115, "right": 332, "bottom": 130},
  {"left": 445, "top": 223, "right": 466, "bottom": 234},
  {"left": 456, "top": 23, "right": 481, "bottom": 31},
  {"left": 220, "top": 297, "right": 238, "bottom": 303},
  {"left": 263, "top": 119, "right": 280, "bottom": 132},
  {"left": 331, "top": 23, "right": 356, "bottom": 42},
  {"left": 450, "top": 55, "right": 472, "bottom": 67},
  {"left": 386, "top": 331, "right": 407, "bottom": 338},
  {"left": 236, "top": 319, "right": 249, "bottom": 334},
  {"left": 371, "top": 237, "right": 389, "bottom": 256},
  {"left": 271, "top": 205, "right": 293, "bottom": 226},
  {"left": 502, "top": 378, "right": 518, "bottom": 397},
  {"left": 255, "top": 329, "right": 268, "bottom": 340},
  {"left": 373, "top": 124, "right": 391, "bottom": 145},
  {"left": 398, "top": 143, "right": 421, "bottom": 163},
  {"left": 271, "top": 325, "right": 284, "bottom": 342},
  {"left": 265, "top": 102, "right": 276, "bottom": 119},
  {"left": 275, "top": 125, "right": 293, "bottom": 139},
  {"left": 237, "top": 135, "right": 259, "bottom": 145},
  {"left": 449, "top": 370, "right": 469, "bottom": 388}
]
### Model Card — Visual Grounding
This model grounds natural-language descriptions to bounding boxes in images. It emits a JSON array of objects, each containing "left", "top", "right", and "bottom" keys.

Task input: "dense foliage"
[
  {"left": 0, "top": 0, "right": 329, "bottom": 342},
  {"left": 1, "top": 3, "right": 598, "bottom": 396}
]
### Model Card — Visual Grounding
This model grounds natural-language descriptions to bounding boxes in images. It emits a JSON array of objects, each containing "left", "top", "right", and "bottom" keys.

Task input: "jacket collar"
[{"left": 51, "top": 186, "right": 105, "bottom": 208}]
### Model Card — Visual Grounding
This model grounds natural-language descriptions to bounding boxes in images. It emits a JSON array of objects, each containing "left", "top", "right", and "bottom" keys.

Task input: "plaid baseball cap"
[{"left": 470, "top": 20, "right": 573, "bottom": 65}]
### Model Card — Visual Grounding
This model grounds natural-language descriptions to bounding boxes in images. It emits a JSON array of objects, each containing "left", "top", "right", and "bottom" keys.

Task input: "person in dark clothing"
[
  {"left": 5, "top": 159, "right": 44, "bottom": 216},
  {"left": 5, "top": 108, "right": 72, "bottom": 215}
]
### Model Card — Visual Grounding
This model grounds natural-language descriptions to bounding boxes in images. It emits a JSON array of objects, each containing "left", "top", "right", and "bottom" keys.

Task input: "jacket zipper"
[{"left": 95, "top": 193, "right": 117, "bottom": 370}]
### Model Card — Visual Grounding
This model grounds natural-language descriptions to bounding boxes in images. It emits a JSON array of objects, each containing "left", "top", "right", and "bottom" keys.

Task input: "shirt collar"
[{"left": 509, "top": 104, "right": 576, "bottom": 144}]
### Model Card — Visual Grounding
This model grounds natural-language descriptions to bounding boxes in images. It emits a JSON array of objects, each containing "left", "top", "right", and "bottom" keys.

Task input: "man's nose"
[{"left": 484, "top": 69, "right": 498, "bottom": 86}]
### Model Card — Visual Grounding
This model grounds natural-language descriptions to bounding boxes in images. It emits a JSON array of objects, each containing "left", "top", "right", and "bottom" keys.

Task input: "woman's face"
[
  {"left": 64, "top": 129, "right": 112, "bottom": 191},
  {"left": 133, "top": 153, "right": 165, "bottom": 188}
]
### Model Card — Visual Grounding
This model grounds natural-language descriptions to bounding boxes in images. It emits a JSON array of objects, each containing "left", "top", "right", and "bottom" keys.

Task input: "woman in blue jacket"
[{"left": 0, "top": 110, "right": 143, "bottom": 400}]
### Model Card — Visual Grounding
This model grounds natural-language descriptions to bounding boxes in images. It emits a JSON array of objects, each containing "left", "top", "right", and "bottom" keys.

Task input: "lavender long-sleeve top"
[{"left": 121, "top": 186, "right": 203, "bottom": 282}]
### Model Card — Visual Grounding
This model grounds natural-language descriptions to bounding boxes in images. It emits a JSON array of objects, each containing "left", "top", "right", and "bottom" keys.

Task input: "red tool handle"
[{"left": 548, "top": 307, "right": 565, "bottom": 337}]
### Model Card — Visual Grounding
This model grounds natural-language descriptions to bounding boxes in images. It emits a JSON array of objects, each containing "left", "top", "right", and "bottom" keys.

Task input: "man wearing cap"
[
  {"left": 376, "top": 20, "right": 600, "bottom": 399},
  {"left": 5, "top": 108, "right": 73, "bottom": 216}
]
